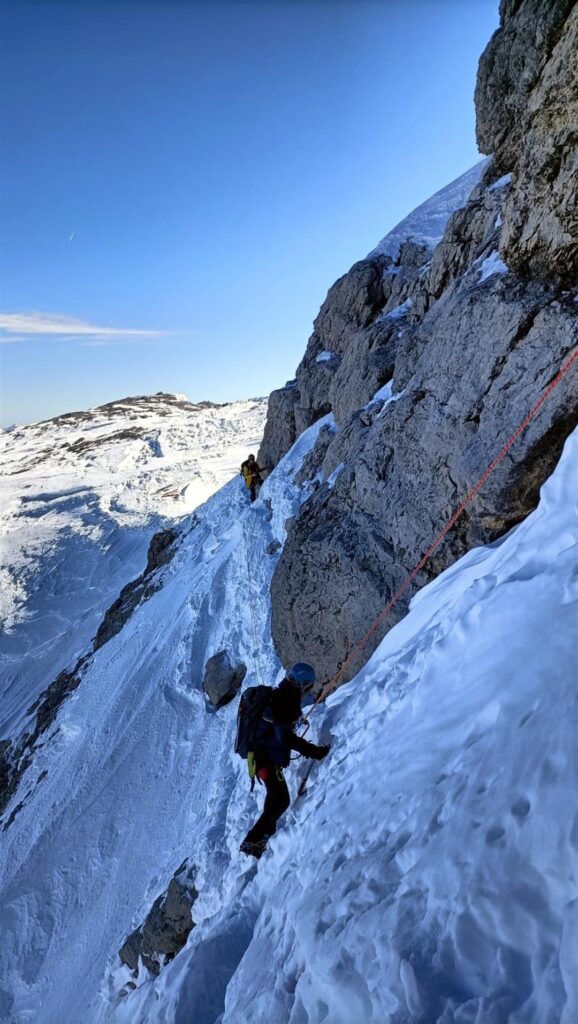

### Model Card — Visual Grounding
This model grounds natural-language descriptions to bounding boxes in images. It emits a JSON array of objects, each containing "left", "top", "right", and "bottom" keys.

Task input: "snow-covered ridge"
[
  {"left": 369, "top": 158, "right": 490, "bottom": 261},
  {"left": 0, "top": 391, "right": 266, "bottom": 746}
]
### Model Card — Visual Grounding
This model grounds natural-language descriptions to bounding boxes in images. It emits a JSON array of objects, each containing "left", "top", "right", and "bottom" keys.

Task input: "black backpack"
[{"left": 235, "top": 685, "right": 273, "bottom": 760}]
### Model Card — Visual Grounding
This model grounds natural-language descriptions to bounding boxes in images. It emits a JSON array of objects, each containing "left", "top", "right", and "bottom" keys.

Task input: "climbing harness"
[{"left": 300, "top": 346, "right": 578, "bottom": 731}]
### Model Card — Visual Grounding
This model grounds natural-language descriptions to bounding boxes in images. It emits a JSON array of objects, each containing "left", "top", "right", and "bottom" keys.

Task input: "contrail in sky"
[{"left": 68, "top": 231, "right": 75, "bottom": 242}]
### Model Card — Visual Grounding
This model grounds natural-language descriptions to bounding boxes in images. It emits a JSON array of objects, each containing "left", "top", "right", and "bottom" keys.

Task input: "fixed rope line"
[
  {"left": 242, "top": 523, "right": 266, "bottom": 687},
  {"left": 300, "top": 345, "right": 578, "bottom": 733}
]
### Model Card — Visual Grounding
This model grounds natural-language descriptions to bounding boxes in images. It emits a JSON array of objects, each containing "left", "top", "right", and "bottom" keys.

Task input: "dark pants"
[
  {"left": 249, "top": 478, "right": 261, "bottom": 502},
  {"left": 244, "top": 765, "right": 290, "bottom": 845}
]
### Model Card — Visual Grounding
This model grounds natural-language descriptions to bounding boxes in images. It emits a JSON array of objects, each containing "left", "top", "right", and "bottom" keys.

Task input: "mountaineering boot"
[{"left": 239, "top": 837, "right": 267, "bottom": 859}]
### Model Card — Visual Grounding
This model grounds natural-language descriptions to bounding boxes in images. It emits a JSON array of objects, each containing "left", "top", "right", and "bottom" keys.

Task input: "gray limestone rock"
[
  {"left": 476, "top": 0, "right": 578, "bottom": 283},
  {"left": 293, "top": 255, "right": 391, "bottom": 434},
  {"left": 258, "top": 381, "right": 300, "bottom": 471},
  {"left": 119, "top": 861, "right": 198, "bottom": 975},
  {"left": 272, "top": 270, "right": 578, "bottom": 683},
  {"left": 203, "top": 650, "right": 247, "bottom": 708},
  {"left": 427, "top": 177, "right": 504, "bottom": 300},
  {"left": 263, "top": 0, "right": 578, "bottom": 689},
  {"left": 94, "top": 528, "right": 178, "bottom": 651},
  {"left": 295, "top": 422, "right": 337, "bottom": 488},
  {"left": 475, "top": 0, "right": 573, "bottom": 173}
]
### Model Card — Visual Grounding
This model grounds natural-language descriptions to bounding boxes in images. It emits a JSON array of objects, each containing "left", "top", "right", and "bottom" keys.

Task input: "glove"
[{"left": 311, "top": 744, "right": 330, "bottom": 761}]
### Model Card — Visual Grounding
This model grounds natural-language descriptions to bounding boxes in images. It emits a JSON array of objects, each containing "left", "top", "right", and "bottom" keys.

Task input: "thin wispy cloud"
[{"left": 0, "top": 312, "right": 174, "bottom": 344}]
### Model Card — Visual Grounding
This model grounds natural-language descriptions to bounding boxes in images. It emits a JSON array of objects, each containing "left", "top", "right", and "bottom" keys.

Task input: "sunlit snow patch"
[
  {"left": 488, "top": 172, "right": 513, "bottom": 192},
  {"left": 370, "top": 159, "right": 490, "bottom": 261},
  {"left": 478, "top": 250, "right": 509, "bottom": 282},
  {"left": 364, "top": 380, "right": 405, "bottom": 418},
  {"left": 385, "top": 298, "right": 412, "bottom": 320}
]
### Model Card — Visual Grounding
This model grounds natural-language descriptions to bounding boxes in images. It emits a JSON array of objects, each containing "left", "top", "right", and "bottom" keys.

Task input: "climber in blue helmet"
[{"left": 239, "top": 663, "right": 330, "bottom": 859}]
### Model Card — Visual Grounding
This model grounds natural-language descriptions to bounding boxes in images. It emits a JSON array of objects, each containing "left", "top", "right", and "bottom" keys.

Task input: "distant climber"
[
  {"left": 240, "top": 454, "right": 264, "bottom": 502},
  {"left": 236, "top": 663, "right": 330, "bottom": 859}
]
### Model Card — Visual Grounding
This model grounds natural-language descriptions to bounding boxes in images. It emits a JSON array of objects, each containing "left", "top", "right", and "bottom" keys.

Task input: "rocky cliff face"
[
  {"left": 476, "top": 0, "right": 578, "bottom": 283},
  {"left": 263, "top": 0, "right": 578, "bottom": 683}
]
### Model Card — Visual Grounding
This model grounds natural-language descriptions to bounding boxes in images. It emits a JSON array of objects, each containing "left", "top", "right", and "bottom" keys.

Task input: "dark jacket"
[{"left": 253, "top": 679, "right": 319, "bottom": 768}]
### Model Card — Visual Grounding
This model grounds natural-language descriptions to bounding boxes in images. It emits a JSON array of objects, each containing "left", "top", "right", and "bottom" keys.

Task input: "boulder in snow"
[
  {"left": 119, "top": 861, "right": 198, "bottom": 975},
  {"left": 203, "top": 651, "right": 247, "bottom": 708}
]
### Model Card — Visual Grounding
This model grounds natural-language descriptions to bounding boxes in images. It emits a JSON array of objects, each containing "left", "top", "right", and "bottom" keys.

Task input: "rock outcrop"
[
  {"left": 266, "top": 0, "right": 578, "bottom": 684},
  {"left": 258, "top": 381, "right": 300, "bottom": 471},
  {"left": 94, "top": 528, "right": 178, "bottom": 650},
  {"left": 0, "top": 528, "right": 180, "bottom": 827},
  {"left": 203, "top": 650, "right": 247, "bottom": 708},
  {"left": 119, "top": 861, "right": 198, "bottom": 977},
  {"left": 476, "top": 0, "right": 578, "bottom": 283},
  {"left": 258, "top": 162, "right": 489, "bottom": 471}
]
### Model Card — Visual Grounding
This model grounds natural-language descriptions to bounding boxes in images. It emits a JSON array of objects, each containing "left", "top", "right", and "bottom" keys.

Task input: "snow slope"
[
  {"left": 369, "top": 159, "right": 490, "bottom": 261},
  {"left": 0, "top": 393, "right": 266, "bottom": 740},
  {"left": 0, "top": 410, "right": 329, "bottom": 1024},
  {"left": 1, "top": 368, "right": 576, "bottom": 1022},
  {"left": 99, "top": 423, "right": 578, "bottom": 1024}
]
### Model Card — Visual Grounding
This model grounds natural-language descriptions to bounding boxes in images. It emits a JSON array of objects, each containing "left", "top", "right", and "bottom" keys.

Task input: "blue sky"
[{"left": 0, "top": 0, "right": 499, "bottom": 425}]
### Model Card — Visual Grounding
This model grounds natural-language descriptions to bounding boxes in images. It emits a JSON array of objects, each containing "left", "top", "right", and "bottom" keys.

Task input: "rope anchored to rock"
[{"left": 300, "top": 345, "right": 578, "bottom": 733}]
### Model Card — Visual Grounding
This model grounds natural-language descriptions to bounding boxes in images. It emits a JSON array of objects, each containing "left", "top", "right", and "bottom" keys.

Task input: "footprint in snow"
[
  {"left": 510, "top": 797, "right": 531, "bottom": 821},
  {"left": 485, "top": 825, "right": 506, "bottom": 844},
  {"left": 518, "top": 709, "right": 536, "bottom": 729}
]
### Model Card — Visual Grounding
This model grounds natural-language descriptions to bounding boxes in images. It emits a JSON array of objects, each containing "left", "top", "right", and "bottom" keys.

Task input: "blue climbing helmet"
[{"left": 287, "top": 662, "right": 316, "bottom": 687}]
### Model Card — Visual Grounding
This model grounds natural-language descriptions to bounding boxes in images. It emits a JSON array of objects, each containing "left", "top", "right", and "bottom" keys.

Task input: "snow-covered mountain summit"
[{"left": 368, "top": 158, "right": 489, "bottom": 261}]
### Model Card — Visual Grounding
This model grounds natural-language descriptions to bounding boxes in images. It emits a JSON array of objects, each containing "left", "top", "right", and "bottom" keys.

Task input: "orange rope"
[{"left": 301, "top": 345, "right": 578, "bottom": 729}]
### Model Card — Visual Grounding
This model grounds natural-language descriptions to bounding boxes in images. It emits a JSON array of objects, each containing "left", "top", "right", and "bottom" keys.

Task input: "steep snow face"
[
  {"left": 369, "top": 159, "right": 490, "bottom": 261},
  {"left": 113, "top": 428, "right": 578, "bottom": 1024},
  {"left": 0, "top": 394, "right": 266, "bottom": 738},
  {"left": 0, "top": 412, "right": 330, "bottom": 1024}
]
